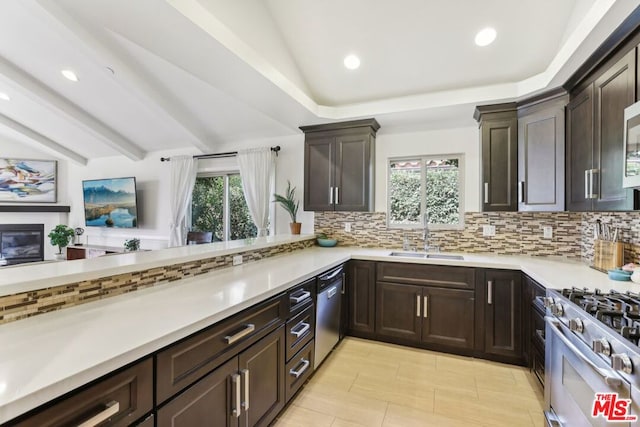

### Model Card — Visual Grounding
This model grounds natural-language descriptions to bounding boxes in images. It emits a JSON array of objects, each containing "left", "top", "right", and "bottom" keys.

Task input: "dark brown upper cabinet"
[
  {"left": 566, "top": 48, "right": 636, "bottom": 211},
  {"left": 474, "top": 105, "right": 518, "bottom": 211},
  {"left": 517, "top": 93, "right": 567, "bottom": 211},
  {"left": 300, "top": 119, "right": 379, "bottom": 212}
]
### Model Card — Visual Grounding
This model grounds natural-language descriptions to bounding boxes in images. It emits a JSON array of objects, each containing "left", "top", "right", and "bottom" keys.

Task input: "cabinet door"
[
  {"left": 482, "top": 270, "right": 522, "bottom": 360},
  {"left": 422, "top": 287, "right": 475, "bottom": 350},
  {"left": 14, "top": 359, "right": 153, "bottom": 427},
  {"left": 593, "top": 49, "right": 636, "bottom": 211},
  {"left": 334, "top": 133, "right": 373, "bottom": 211},
  {"left": 566, "top": 85, "right": 594, "bottom": 211},
  {"left": 157, "top": 358, "right": 239, "bottom": 427},
  {"left": 375, "top": 282, "right": 422, "bottom": 342},
  {"left": 481, "top": 117, "right": 518, "bottom": 211},
  {"left": 304, "top": 137, "right": 334, "bottom": 211},
  {"left": 517, "top": 100, "right": 565, "bottom": 211},
  {"left": 347, "top": 260, "right": 376, "bottom": 334},
  {"left": 238, "top": 326, "right": 285, "bottom": 427}
]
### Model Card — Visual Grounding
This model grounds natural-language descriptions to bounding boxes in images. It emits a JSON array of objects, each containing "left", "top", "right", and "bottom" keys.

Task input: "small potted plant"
[
  {"left": 48, "top": 224, "right": 75, "bottom": 259},
  {"left": 124, "top": 238, "right": 141, "bottom": 252},
  {"left": 273, "top": 181, "right": 301, "bottom": 234}
]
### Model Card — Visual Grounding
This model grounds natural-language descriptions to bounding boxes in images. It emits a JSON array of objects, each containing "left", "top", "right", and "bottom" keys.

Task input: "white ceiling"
[{"left": 0, "top": 0, "right": 637, "bottom": 163}]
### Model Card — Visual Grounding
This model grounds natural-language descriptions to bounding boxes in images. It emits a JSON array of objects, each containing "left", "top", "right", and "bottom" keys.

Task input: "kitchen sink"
[{"left": 388, "top": 252, "right": 464, "bottom": 260}]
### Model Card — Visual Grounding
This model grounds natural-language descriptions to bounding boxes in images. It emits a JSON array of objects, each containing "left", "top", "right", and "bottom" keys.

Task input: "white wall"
[
  {"left": 0, "top": 139, "right": 71, "bottom": 260},
  {"left": 375, "top": 126, "right": 481, "bottom": 213},
  {"left": 0, "top": 123, "right": 480, "bottom": 254}
]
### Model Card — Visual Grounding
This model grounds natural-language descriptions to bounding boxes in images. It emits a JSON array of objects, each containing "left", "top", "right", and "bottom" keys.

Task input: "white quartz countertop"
[{"left": 0, "top": 245, "right": 637, "bottom": 422}]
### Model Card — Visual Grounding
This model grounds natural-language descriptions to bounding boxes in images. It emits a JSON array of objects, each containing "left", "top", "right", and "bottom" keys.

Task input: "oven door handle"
[{"left": 546, "top": 318, "right": 623, "bottom": 387}]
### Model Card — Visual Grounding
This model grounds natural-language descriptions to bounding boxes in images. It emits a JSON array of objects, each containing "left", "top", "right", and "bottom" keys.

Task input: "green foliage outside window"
[
  {"left": 191, "top": 174, "right": 257, "bottom": 241},
  {"left": 389, "top": 157, "right": 461, "bottom": 227}
]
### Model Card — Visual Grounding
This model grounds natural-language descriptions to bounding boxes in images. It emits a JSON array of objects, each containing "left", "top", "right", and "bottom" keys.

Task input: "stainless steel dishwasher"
[{"left": 315, "top": 264, "right": 344, "bottom": 369}]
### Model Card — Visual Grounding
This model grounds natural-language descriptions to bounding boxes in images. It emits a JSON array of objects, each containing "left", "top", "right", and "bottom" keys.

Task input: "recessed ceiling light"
[
  {"left": 475, "top": 27, "right": 497, "bottom": 47},
  {"left": 343, "top": 54, "right": 361, "bottom": 70},
  {"left": 0, "top": 92, "right": 9, "bottom": 101},
  {"left": 61, "top": 69, "right": 79, "bottom": 82}
]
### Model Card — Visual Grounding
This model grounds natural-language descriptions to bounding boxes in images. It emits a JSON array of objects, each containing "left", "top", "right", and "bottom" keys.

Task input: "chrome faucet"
[{"left": 422, "top": 212, "right": 439, "bottom": 253}]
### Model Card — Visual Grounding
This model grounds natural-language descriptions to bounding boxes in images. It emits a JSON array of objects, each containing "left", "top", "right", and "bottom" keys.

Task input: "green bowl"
[{"left": 317, "top": 238, "right": 338, "bottom": 247}]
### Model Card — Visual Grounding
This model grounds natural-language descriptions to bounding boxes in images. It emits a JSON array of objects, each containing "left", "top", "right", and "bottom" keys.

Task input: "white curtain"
[
  {"left": 237, "top": 147, "right": 276, "bottom": 237},
  {"left": 168, "top": 155, "right": 197, "bottom": 247}
]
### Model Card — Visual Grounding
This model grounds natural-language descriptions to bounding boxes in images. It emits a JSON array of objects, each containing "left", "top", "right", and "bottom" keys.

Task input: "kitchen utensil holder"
[{"left": 593, "top": 239, "right": 624, "bottom": 271}]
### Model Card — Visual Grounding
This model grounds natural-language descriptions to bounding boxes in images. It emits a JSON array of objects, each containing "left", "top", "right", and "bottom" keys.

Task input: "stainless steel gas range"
[{"left": 545, "top": 287, "right": 640, "bottom": 426}]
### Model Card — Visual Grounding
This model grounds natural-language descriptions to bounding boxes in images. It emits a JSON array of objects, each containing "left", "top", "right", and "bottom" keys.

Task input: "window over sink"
[{"left": 387, "top": 154, "right": 464, "bottom": 230}]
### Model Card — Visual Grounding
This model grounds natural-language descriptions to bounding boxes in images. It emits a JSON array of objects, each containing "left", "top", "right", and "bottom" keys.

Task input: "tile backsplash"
[
  {"left": 315, "top": 211, "right": 640, "bottom": 263},
  {"left": 0, "top": 239, "right": 314, "bottom": 325}
]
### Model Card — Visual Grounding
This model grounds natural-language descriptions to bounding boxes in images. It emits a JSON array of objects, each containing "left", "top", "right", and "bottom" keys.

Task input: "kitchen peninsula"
[{"left": 0, "top": 235, "right": 630, "bottom": 425}]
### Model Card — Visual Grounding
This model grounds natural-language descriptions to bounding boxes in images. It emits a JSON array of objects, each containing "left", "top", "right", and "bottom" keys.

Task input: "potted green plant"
[
  {"left": 124, "top": 238, "right": 141, "bottom": 252},
  {"left": 273, "top": 181, "right": 301, "bottom": 234},
  {"left": 48, "top": 224, "right": 75, "bottom": 259}
]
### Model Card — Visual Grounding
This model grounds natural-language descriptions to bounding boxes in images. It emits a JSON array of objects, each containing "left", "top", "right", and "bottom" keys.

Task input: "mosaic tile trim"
[
  {"left": 315, "top": 211, "right": 585, "bottom": 258},
  {"left": 0, "top": 239, "right": 314, "bottom": 325},
  {"left": 315, "top": 211, "right": 640, "bottom": 264}
]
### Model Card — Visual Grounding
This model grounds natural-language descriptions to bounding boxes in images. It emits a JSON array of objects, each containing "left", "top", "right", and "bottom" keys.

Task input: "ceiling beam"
[
  {"left": 0, "top": 113, "right": 88, "bottom": 165},
  {"left": 30, "top": 0, "right": 215, "bottom": 153},
  {"left": 0, "top": 57, "right": 145, "bottom": 161}
]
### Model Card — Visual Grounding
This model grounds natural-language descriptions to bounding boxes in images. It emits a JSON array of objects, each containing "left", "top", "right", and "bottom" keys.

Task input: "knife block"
[{"left": 593, "top": 239, "right": 624, "bottom": 271}]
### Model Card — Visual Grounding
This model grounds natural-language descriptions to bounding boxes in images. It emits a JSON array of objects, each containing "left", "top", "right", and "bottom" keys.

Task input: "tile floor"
[{"left": 273, "top": 337, "right": 544, "bottom": 427}]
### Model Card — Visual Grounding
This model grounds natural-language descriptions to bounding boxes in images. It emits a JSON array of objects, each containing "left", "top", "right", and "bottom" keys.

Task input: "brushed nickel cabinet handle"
[
  {"left": 241, "top": 369, "right": 250, "bottom": 411},
  {"left": 231, "top": 373, "right": 241, "bottom": 417},
  {"left": 423, "top": 296, "right": 428, "bottom": 318},
  {"left": 488, "top": 281, "right": 493, "bottom": 305},
  {"left": 585, "top": 170, "right": 589, "bottom": 199},
  {"left": 484, "top": 183, "right": 489, "bottom": 204},
  {"left": 518, "top": 181, "right": 524, "bottom": 203},
  {"left": 341, "top": 273, "right": 346, "bottom": 294},
  {"left": 290, "top": 290, "right": 311, "bottom": 304},
  {"left": 335, "top": 187, "right": 339, "bottom": 204},
  {"left": 590, "top": 169, "right": 598, "bottom": 198},
  {"left": 329, "top": 187, "right": 334, "bottom": 204},
  {"left": 77, "top": 401, "right": 120, "bottom": 427},
  {"left": 225, "top": 324, "right": 255, "bottom": 344},
  {"left": 289, "top": 358, "right": 310, "bottom": 378},
  {"left": 416, "top": 294, "right": 421, "bottom": 317},
  {"left": 290, "top": 321, "right": 310, "bottom": 338}
]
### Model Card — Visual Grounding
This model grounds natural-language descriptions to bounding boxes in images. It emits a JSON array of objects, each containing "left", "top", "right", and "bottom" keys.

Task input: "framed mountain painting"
[{"left": 0, "top": 158, "right": 57, "bottom": 203}]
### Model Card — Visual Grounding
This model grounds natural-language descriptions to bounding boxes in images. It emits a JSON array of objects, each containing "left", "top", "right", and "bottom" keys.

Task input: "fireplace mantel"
[{"left": 0, "top": 205, "right": 70, "bottom": 213}]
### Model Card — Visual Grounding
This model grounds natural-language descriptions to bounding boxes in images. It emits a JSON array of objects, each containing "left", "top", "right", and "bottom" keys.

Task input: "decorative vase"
[
  {"left": 631, "top": 268, "right": 640, "bottom": 284},
  {"left": 290, "top": 222, "right": 302, "bottom": 235},
  {"left": 54, "top": 253, "right": 66, "bottom": 261}
]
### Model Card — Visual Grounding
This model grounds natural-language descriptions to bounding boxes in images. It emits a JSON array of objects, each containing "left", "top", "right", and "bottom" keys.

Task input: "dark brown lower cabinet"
[
  {"left": 347, "top": 260, "right": 376, "bottom": 335},
  {"left": 479, "top": 270, "right": 523, "bottom": 363},
  {"left": 11, "top": 358, "right": 153, "bottom": 427},
  {"left": 375, "top": 282, "right": 475, "bottom": 351},
  {"left": 157, "top": 326, "right": 285, "bottom": 427},
  {"left": 422, "top": 287, "right": 475, "bottom": 349}
]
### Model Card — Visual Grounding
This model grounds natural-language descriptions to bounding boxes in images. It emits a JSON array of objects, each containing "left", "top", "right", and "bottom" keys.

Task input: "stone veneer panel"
[
  {"left": 0, "top": 239, "right": 314, "bottom": 325},
  {"left": 316, "top": 211, "right": 640, "bottom": 264}
]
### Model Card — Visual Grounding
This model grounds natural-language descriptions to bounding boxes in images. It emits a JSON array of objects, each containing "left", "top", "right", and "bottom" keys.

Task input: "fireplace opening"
[{"left": 0, "top": 224, "right": 44, "bottom": 265}]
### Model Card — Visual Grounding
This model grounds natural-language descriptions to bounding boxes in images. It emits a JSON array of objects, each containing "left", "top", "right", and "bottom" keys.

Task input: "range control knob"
[
  {"left": 551, "top": 303, "right": 564, "bottom": 317},
  {"left": 542, "top": 297, "right": 555, "bottom": 308},
  {"left": 593, "top": 338, "right": 612, "bottom": 357},
  {"left": 569, "top": 318, "right": 584, "bottom": 333},
  {"left": 612, "top": 353, "right": 633, "bottom": 374}
]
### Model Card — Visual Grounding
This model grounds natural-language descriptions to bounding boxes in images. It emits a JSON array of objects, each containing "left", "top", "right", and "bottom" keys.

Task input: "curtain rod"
[{"left": 160, "top": 146, "right": 280, "bottom": 162}]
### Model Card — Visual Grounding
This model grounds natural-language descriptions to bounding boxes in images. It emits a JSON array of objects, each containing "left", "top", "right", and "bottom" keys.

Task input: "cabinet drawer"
[
  {"left": 531, "top": 308, "right": 545, "bottom": 349},
  {"left": 13, "top": 358, "right": 152, "bottom": 427},
  {"left": 287, "top": 278, "right": 315, "bottom": 316},
  {"left": 285, "top": 340, "right": 315, "bottom": 403},
  {"left": 286, "top": 304, "right": 315, "bottom": 361},
  {"left": 156, "top": 293, "right": 286, "bottom": 404},
  {"left": 377, "top": 262, "right": 475, "bottom": 290}
]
